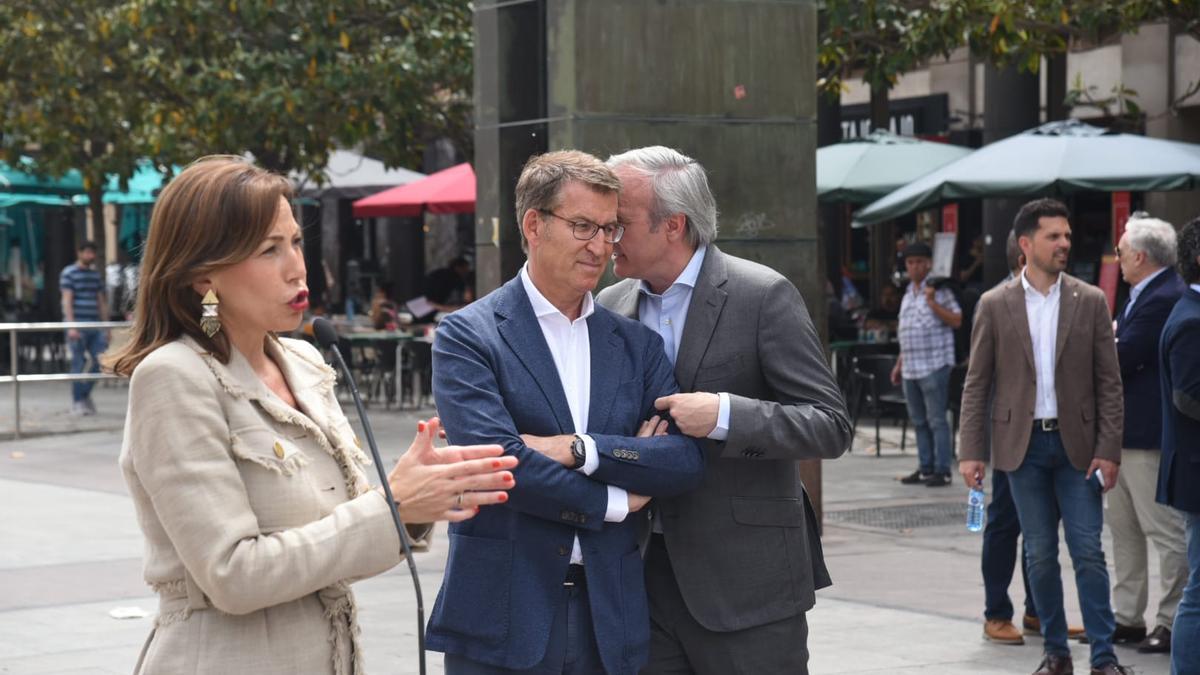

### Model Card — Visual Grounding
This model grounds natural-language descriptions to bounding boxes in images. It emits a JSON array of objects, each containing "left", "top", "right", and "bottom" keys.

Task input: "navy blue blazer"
[
  {"left": 1156, "top": 287, "right": 1200, "bottom": 513},
  {"left": 426, "top": 275, "right": 704, "bottom": 674},
  {"left": 1116, "top": 268, "right": 1186, "bottom": 449}
]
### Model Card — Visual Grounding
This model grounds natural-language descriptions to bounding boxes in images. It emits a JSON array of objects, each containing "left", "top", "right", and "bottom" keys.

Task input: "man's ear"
[
  {"left": 663, "top": 213, "right": 687, "bottom": 243},
  {"left": 521, "top": 209, "right": 542, "bottom": 249}
]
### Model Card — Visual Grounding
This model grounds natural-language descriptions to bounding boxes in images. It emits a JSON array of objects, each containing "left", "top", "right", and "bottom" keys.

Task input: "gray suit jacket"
[{"left": 597, "top": 246, "right": 852, "bottom": 633}]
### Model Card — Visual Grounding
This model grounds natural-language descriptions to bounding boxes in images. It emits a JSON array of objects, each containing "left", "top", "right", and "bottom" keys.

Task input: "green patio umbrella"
[
  {"left": 817, "top": 130, "right": 972, "bottom": 204},
  {"left": 855, "top": 119, "right": 1200, "bottom": 226}
]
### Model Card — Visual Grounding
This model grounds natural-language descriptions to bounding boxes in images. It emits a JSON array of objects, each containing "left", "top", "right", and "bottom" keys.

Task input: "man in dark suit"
[
  {"left": 960, "top": 198, "right": 1129, "bottom": 675},
  {"left": 1156, "top": 215, "right": 1200, "bottom": 675},
  {"left": 1109, "top": 215, "right": 1188, "bottom": 652},
  {"left": 428, "top": 150, "right": 705, "bottom": 675},
  {"left": 596, "top": 146, "right": 851, "bottom": 674}
]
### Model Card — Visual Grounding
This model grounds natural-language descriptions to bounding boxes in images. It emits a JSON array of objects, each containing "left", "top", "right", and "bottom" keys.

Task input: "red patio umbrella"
[{"left": 351, "top": 162, "right": 475, "bottom": 217}]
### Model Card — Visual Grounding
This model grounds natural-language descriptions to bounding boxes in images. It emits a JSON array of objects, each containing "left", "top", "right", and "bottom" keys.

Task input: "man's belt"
[{"left": 1034, "top": 418, "right": 1059, "bottom": 432}]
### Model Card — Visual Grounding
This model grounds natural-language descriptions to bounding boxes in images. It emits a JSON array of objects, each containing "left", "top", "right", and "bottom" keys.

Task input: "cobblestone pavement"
[{"left": 0, "top": 383, "right": 1172, "bottom": 673}]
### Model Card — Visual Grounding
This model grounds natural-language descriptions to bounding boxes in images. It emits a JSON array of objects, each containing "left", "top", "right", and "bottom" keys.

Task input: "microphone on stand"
[{"left": 312, "top": 317, "right": 426, "bottom": 675}]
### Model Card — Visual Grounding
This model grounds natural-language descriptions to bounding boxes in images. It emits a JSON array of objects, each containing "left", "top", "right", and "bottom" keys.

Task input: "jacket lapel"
[
  {"left": 608, "top": 280, "right": 641, "bottom": 320},
  {"left": 586, "top": 309, "right": 623, "bottom": 433},
  {"left": 675, "top": 247, "right": 729, "bottom": 391},
  {"left": 494, "top": 277, "right": 576, "bottom": 434},
  {"left": 1003, "top": 278, "right": 1036, "bottom": 373},
  {"left": 1055, "top": 276, "right": 1081, "bottom": 367}
]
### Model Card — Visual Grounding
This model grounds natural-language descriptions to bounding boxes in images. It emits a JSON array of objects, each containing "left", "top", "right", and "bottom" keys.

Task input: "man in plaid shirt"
[{"left": 891, "top": 241, "right": 962, "bottom": 487}]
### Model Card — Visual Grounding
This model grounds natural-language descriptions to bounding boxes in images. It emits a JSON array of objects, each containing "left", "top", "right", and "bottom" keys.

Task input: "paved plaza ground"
[{"left": 0, "top": 382, "right": 1173, "bottom": 674}]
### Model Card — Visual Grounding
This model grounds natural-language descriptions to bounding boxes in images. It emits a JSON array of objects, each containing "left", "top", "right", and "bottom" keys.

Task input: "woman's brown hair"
[{"left": 106, "top": 156, "right": 293, "bottom": 376}]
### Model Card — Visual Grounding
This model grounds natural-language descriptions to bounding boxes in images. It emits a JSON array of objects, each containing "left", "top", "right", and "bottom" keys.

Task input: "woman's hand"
[{"left": 385, "top": 417, "right": 517, "bottom": 523}]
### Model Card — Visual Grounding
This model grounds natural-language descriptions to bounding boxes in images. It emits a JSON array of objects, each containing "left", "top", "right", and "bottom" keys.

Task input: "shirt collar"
[
  {"left": 1021, "top": 267, "right": 1063, "bottom": 297},
  {"left": 639, "top": 246, "right": 707, "bottom": 298},
  {"left": 520, "top": 264, "right": 595, "bottom": 321},
  {"left": 1131, "top": 266, "right": 1168, "bottom": 298}
]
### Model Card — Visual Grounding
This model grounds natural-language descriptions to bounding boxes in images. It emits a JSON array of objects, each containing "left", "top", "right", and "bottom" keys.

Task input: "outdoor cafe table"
[{"left": 340, "top": 330, "right": 432, "bottom": 408}]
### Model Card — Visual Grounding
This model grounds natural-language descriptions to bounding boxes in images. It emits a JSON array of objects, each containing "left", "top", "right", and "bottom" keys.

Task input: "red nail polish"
[
  {"left": 497, "top": 493, "right": 508, "bottom": 503},
  {"left": 492, "top": 460, "right": 501, "bottom": 469},
  {"left": 417, "top": 421, "right": 426, "bottom": 432}
]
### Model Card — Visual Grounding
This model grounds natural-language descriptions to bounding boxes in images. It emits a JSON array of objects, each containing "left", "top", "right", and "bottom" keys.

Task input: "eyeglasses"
[{"left": 539, "top": 210, "right": 625, "bottom": 243}]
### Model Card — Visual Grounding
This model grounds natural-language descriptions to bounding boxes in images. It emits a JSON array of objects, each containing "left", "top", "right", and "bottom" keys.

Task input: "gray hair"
[
  {"left": 605, "top": 146, "right": 718, "bottom": 247},
  {"left": 1124, "top": 216, "right": 1177, "bottom": 268}
]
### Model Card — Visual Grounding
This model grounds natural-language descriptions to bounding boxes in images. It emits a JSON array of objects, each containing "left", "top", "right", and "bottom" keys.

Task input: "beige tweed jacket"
[{"left": 120, "top": 335, "right": 408, "bottom": 674}]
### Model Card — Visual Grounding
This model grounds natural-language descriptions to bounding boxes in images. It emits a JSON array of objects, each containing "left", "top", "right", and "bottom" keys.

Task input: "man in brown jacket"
[{"left": 959, "top": 198, "right": 1128, "bottom": 675}]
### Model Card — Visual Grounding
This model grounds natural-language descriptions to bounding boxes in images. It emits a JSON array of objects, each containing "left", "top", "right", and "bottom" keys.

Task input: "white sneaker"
[
  {"left": 70, "top": 401, "right": 89, "bottom": 416},
  {"left": 82, "top": 398, "right": 97, "bottom": 416}
]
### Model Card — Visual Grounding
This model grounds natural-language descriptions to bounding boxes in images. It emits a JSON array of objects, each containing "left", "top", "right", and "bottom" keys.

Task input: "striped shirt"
[
  {"left": 60, "top": 263, "right": 104, "bottom": 321},
  {"left": 898, "top": 279, "right": 960, "bottom": 380}
]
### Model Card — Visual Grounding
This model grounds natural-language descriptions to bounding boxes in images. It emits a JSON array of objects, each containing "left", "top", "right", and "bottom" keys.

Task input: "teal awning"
[
  {"left": 0, "top": 157, "right": 85, "bottom": 195},
  {"left": 0, "top": 193, "right": 74, "bottom": 208},
  {"left": 72, "top": 161, "right": 178, "bottom": 205}
]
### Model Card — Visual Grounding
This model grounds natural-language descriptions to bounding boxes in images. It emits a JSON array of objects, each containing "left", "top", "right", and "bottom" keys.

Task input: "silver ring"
[{"left": 455, "top": 492, "right": 464, "bottom": 508}]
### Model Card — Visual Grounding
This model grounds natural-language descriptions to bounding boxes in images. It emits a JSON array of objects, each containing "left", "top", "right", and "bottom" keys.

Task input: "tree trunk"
[
  {"left": 869, "top": 82, "right": 890, "bottom": 132},
  {"left": 87, "top": 184, "right": 106, "bottom": 270}
]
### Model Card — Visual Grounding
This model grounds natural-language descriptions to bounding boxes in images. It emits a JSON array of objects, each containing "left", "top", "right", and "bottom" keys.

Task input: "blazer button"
[
  {"left": 558, "top": 545, "right": 569, "bottom": 556},
  {"left": 273, "top": 441, "right": 286, "bottom": 459}
]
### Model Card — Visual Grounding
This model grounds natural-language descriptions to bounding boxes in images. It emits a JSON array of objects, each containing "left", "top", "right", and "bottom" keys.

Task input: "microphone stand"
[{"left": 315, "top": 320, "right": 426, "bottom": 675}]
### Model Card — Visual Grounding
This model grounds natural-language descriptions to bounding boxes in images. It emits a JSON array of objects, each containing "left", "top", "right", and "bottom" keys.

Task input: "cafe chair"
[{"left": 849, "top": 353, "right": 908, "bottom": 457}]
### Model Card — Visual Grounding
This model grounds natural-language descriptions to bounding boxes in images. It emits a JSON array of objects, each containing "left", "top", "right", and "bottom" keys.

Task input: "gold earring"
[{"left": 200, "top": 289, "right": 221, "bottom": 337}]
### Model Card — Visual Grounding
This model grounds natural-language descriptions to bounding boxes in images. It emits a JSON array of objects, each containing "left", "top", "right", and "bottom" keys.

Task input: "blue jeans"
[
  {"left": 902, "top": 365, "right": 952, "bottom": 475},
  {"left": 982, "top": 469, "right": 1037, "bottom": 621},
  {"left": 1008, "top": 429, "right": 1116, "bottom": 667},
  {"left": 1173, "top": 511, "right": 1200, "bottom": 675},
  {"left": 68, "top": 329, "right": 107, "bottom": 402}
]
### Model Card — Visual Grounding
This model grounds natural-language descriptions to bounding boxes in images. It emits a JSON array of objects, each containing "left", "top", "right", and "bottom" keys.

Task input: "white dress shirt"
[
  {"left": 1022, "top": 269, "right": 1062, "bottom": 420},
  {"left": 1124, "top": 266, "right": 1167, "bottom": 318},
  {"left": 636, "top": 246, "right": 731, "bottom": 439},
  {"left": 520, "top": 267, "right": 627, "bottom": 564}
]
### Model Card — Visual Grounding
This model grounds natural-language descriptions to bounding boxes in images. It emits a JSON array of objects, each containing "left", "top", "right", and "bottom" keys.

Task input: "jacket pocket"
[
  {"left": 229, "top": 427, "right": 320, "bottom": 528},
  {"left": 431, "top": 533, "right": 512, "bottom": 643},
  {"left": 731, "top": 496, "right": 804, "bottom": 528}
]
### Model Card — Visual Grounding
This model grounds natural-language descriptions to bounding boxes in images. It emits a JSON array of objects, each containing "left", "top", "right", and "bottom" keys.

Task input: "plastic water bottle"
[{"left": 967, "top": 486, "right": 986, "bottom": 532}]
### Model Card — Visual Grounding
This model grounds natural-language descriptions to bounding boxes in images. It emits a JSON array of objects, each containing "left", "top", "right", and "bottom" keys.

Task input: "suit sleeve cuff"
[
  {"left": 605, "top": 486, "right": 629, "bottom": 522},
  {"left": 706, "top": 393, "right": 731, "bottom": 441},
  {"left": 577, "top": 434, "right": 599, "bottom": 475}
]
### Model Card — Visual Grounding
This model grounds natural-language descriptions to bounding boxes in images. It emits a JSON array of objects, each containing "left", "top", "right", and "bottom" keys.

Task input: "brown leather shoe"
[
  {"left": 1089, "top": 664, "right": 1132, "bottom": 675},
  {"left": 1136, "top": 624, "right": 1170, "bottom": 653},
  {"left": 1022, "top": 613, "right": 1088, "bottom": 640},
  {"left": 984, "top": 618, "right": 1025, "bottom": 644},
  {"left": 1032, "top": 654, "right": 1073, "bottom": 675}
]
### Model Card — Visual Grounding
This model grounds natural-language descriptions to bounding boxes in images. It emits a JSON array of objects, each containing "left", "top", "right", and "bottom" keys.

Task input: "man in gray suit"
[{"left": 595, "top": 146, "right": 852, "bottom": 674}]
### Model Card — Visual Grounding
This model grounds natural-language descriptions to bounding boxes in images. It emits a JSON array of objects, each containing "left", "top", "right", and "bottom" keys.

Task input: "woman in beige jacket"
[{"left": 108, "top": 156, "right": 517, "bottom": 674}]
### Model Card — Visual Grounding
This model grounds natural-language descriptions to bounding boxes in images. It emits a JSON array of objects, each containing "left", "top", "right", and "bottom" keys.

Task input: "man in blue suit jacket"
[
  {"left": 1109, "top": 216, "right": 1188, "bottom": 652},
  {"left": 1156, "top": 216, "right": 1200, "bottom": 674},
  {"left": 427, "top": 150, "right": 704, "bottom": 675}
]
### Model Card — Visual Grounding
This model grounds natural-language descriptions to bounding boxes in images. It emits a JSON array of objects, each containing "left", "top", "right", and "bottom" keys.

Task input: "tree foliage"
[
  {"left": 0, "top": 0, "right": 472, "bottom": 190},
  {"left": 820, "top": 0, "right": 1197, "bottom": 97}
]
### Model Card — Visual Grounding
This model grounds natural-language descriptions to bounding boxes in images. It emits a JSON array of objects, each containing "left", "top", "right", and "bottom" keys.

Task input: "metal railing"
[{"left": 2, "top": 321, "right": 131, "bottom": 439}]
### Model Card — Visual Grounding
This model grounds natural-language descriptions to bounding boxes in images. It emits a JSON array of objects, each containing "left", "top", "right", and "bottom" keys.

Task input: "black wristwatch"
[{"left": 570, "top": 434, "right": 587, "bottom": 470}]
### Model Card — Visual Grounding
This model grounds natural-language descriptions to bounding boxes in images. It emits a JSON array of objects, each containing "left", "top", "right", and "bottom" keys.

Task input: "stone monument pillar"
[{"left": 474, "top": 0, "right": 826, "bottom": 517}]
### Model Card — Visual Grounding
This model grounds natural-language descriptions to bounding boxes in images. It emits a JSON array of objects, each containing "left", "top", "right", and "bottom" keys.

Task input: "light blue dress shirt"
[
  {"left": 636, "top": 246, "right": 731, "bottom": 440},
  {"left": 1124, "top": 266, "right": 1168, "bottom": 318}
]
